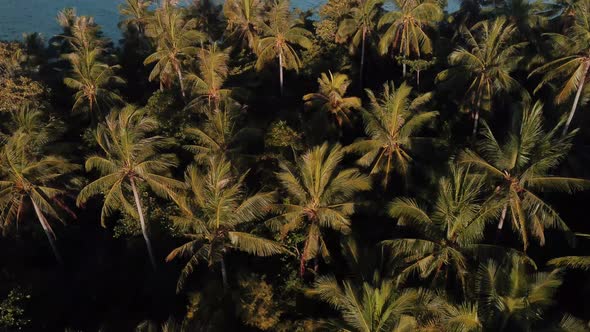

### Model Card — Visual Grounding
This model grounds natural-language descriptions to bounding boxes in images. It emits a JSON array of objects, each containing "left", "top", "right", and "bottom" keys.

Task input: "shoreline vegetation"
[{"left": 1, "top": 0, "right": 590, "bottom": 330}]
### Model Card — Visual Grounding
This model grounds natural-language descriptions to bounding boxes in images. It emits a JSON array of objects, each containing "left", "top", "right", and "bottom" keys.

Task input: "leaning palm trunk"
[
  {"left": 498, "top": 202, "right": 508, "bottom": 230},
  {"left": 472, "top": 109, "right": 480, "bottom": 137},
  {"left": 175, "top": 63, "right": 186, "bottom": 100},
  {"left": 563, "top": 64, "right": 588, "bottom": 136},
  {"left": 360, "top": 28, "right": 367, "bottom": 87},
  {"left": 31, "top": 199, "right": 63, "bottom": 264},
  {"left": 130, "top": 177, "right": 157, "bottom": 269},
  {"left": 279, "top": 51, "right": 284, "bottom": 96},
  {"left": 402, "top": 57, "right": 407, "bottom": 77}
]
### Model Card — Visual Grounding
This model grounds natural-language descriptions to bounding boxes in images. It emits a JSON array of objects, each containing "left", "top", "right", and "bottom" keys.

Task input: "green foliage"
[
  {"left": 3, "top": 1, "right": 590, "bottom": 330},
  {"left": 237, "top": 276, "right": 282, "bottom": 330},
  {"left": 0, "top": 289, "right": 30, "bottom": 330}
]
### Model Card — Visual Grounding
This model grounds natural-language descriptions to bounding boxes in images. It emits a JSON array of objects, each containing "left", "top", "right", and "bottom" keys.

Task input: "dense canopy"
[{"left": 1, "top": 0, "right": 590, "bottom": 330}]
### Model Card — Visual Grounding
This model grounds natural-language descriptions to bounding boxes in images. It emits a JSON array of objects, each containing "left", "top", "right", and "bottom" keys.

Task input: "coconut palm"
[
  {"left": 346, "top": 82, "right": 438, "bottom": 188},
  {"left": 64, "top": 15, "right": 105, "bottom": 53},
  {"left": 119, "top": 0, "right": 152, "bottom": 34},
  {"left": 377, "top": 0, "right": 443, "bottom": 77},
  {"left": 0, "top": 121, "right": 78, "bottom": 264},
  {"left": 529, "top": 0, "right": 590, "bottom": 136},
  {"left": 63, "top": 49, "right": 125, "bottom": 114},
  {"left": 474, "top": 257, "right": 563, "bottom": 331},
  {"left": 337, "top": 0, "right": 383, "bottom": 84},
  {"left": 186, "top": 43, "right": 231, "bottom": 109},
  {"left": 166, "top": 157, "right": 285, "bottom": 290},
  {"left": 308, "top": 274, "right": 437, "bottom": 331},
  {"left": 437, "top": 17, "right": 527, "bottom": 136},
  {"left": 144, "top": 3, "right": 206, "bottom": 98},
  {"left": 223, "top": 0, "right": 264, "bottom": 51},
  {"left": 383, "top": 165, "right": 503, "bottom": 289},
  {"left": 183, "top": 99, "right": 257, "bottom": 164},
  {"left": 303, "top": 71, "right": 362, "bottom": 127},
  {"left": 459, "top": 101, "right": 590, "bottom": 250},
  {"left": 77, "top": 105, "right": 184, "bottom": 268},
  {"left": 256, "top": 0, "right": 313, "bottom": 96},
  {"left": 269, "top": 143, "right": 371, "bottom": 276}
]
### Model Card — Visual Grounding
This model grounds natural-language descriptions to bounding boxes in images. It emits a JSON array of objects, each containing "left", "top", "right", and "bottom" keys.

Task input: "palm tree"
[
  {"left": 383, "top": 165, "right": 503, "bottom": 289},
  {"left": 256, "top": 0, "right": 313, "bottom": 96},
  {"left": 378, "top": 0, "right": 443, "bottom": 77},
  {"left": 269, "top": 143, "right": 371, "bottom": 276},
  {"left": 459, "top": 101, "right": 590, "bottom": 250},
  {"left": 186, "top": 43, "right": 231, "bottom": 109},
  {"left": 77, "top": 106, "right": 184, "bottom": 268},
  {"left": 0, "top": 117, "right": 78, "bottom": 264},
  {"left": 63, "top": 49, "right": 125, "bottom": 114},
  {"left": 303, "top": 71, "right": 362, "bottom": 127},
  {"left": 166, "top": 157, "right": 286, "bottom": 290},
  {"left": 437, "top": 17, "right": 527, "bottom": 136},
  {"left": 64, "top": 15, "right": 105, "bottom": 53},
  {"left": 529, "top": 0, "right": 590, "bottom": 136},
  {"left": 144, "top": 3, "right": 206, "bottom": 98},
  {"left": 308, "top": 274, "right": 437, "bottom": 331},
  {"left": 119, "top": 0, "right": 152, "bottom": 34},
  {"left": 60, "top": 14, "right": 124, "bottom": 115},
  {"left": 337, "top": 0, "right": 383, "bottom": 84},
  {"left": 223, "top": 0, "right": 264, "bottom": 51},
  {"left": 345, "top": 82, "right": 438, "bottom": 188},
  {"left": 474, "top": 257, "right": 563, "bottom": 331},
  {"left": 183, "top": 99, "right": 256, "bottom": 165}
]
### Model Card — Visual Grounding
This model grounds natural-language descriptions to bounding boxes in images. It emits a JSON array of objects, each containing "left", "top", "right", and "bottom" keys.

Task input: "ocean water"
[{"left": 0, "top": 0, "right": 460, "bottom": 42}]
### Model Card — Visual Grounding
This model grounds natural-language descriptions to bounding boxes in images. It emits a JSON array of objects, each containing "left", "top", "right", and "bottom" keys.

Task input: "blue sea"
[{"left": 0, "top": 0, "right": 461, "bottom": 42}]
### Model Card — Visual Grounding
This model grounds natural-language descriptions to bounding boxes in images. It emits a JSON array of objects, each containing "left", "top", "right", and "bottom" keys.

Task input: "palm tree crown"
[
  {"left": 309, "top": 274, "right": 437, "bottom": 331},
  {"left": 474, "top": 257, "right": 563, "bottom": 331},
  {"left": 186, "top": 43, "right": 231, "bottom": 109},
  {"left": 378, "top": 0, "right": 443, "bottom": 76},
  {"left": 346, "top": 81, "right": 438, "bottom": 188},
  {"left": 223, "top": 0, "right": 265, "bottom": 51},
  {"left": 303, "top": 71, "right": 362, "bottom": 127},
  {"left": 337, "top": 0, "right": 383, "bottom": 84},
  {"left": 256, "top": 0, "right": 313, "bottom": 96},
  {"left": 166, "top": 157, "right": 285, "bottom": 290},
  {"left": 384, "top": 165, "right": 502, "bottom": 288},
  {"left": 270, "top": 143, "right": 371, "bottom": 276},
  {"left": 0, "top": 109, "right": 78, "bottom": 263},
  {"left": 183, "top": 100, "right": 255, "bottom": 165},
  {"left": 437, "top": 17, "right": 527, "bottom": 135},
  {"left": 529, "top": 0, "right": 590, "bottom": 136},
  {"left": 77, "top": 105, "right": 184, "bottom": 267},
  {"left": 459, "top": 101, "right": 590, "bottom": 250},
  {"left": 144, "top": 2, "right": 206, "bottom": 97}
]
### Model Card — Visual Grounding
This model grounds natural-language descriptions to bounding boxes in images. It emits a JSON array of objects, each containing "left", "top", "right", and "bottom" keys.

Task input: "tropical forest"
[{"left": 1, "top": 0, "right": 590, "bottom": 330}]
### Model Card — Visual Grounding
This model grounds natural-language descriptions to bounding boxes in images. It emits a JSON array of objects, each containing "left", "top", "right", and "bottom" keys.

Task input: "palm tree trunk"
[
  {"left": 220, "top": 257, "right": 228, "bottom": 289},
  {"left": 402, "top": 62, "right": 407, "bottom": 77},
  {"left": 130, "top": 177, "right": 157, "bottom": 269},
  {"left": 562, "top": 65, "right": 588, "bottom": 136},
  {"left": 176, "top": 67, "right": 186, "bottom": 100},
  {"left": 278, "top": 51, "right": 284, "bottom": 96},
  {"left": 31, "top": 199, "right": 63, "bottom": 264},
  {"left": 360, "top": 27, "right": 366, "bottom": 87},
  {"left": 498, "top": 203, "right": 508, "bottom": 230},
  {"left": 299, "top": 237, "right": 311, "bottom": 277},
  {"left": 472, "top": 109, "right": 480, "bottom": 137}
]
